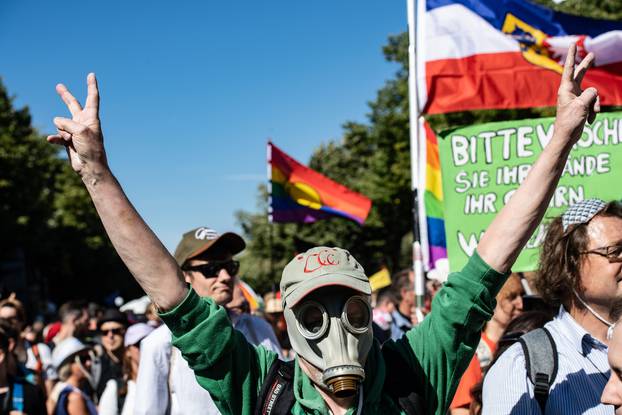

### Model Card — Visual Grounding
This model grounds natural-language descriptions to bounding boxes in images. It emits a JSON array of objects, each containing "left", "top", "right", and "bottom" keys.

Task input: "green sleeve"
[
  {"left": 385, "top": 251, "right": 509, "bottom": 415},
  {"left": 159, "top": 288, "right": 278, "bottom": 415}
]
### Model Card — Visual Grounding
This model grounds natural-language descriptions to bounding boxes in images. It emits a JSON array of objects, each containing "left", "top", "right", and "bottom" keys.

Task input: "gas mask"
[
  {"left": 280, "top": 247, "right": 373, "bottom": 396},
  {"left": 284, "top": 287, "right": 373, "bottom": 397}
]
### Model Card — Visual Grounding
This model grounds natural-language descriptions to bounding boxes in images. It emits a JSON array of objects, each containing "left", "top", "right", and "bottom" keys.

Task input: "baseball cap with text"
[
  {"left": 173, "top": 227, "right": 246, "bottom": 267},
  {"left": 280, "top": 247, "right": 371, "bottom": 308}
]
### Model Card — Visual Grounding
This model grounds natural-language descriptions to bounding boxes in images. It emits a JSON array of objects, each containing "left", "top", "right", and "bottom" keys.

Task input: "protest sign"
[{"left": 438, "top": 112, "right": 622, "bottom": 272}]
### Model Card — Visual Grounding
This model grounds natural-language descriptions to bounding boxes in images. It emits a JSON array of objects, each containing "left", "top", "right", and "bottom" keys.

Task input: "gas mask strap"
[{"left": 355, "top": 386, "right": 363, "bottom": 415}]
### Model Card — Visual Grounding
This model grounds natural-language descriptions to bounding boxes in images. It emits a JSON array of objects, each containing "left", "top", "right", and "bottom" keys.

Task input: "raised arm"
[
  {"left": 477, "top": 44, "right": 600, "bottom": 273},
  {"left": 47, "top": 74, "right": 187, "bottom": 310}
]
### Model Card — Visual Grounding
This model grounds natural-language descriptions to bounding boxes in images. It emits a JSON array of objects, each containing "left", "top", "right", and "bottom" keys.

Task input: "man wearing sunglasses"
[
  {"left": 94, "top": 309, "right": 128, "bottom": 402},
  {"left": 48, "top": 43, "right": 599, "bottom": 415},
  {"left": 134, "top": 226, "right": 281, "bottom": 415}
]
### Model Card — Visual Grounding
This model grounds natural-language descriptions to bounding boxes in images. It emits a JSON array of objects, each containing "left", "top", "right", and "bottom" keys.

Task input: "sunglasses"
[
  {"left": 101, "top": 328, "right": 125, "bottom": 336},
  {"left": 182, "top": 260, "right": 240, "bottom": 278}
]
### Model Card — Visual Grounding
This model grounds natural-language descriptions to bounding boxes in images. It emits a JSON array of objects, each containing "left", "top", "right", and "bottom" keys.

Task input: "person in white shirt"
[
  {"left": 483, "top": 199, "right": 622, "bottom": 414},
  {"left": 133, "top": 226, "right": 281, "bottom": 415}
]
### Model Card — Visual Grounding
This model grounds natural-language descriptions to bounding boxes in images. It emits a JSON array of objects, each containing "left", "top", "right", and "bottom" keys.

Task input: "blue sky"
[{"left": 1, "top": 1, "right": 405, "bottom": 251}]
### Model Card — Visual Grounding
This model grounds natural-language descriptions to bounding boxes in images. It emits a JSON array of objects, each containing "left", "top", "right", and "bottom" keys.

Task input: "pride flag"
[
  {"left": 416, "top": 0, "right": 622, "bottom": 114},
  {"left": 268, "top": 142, "right": 372, "bottom": 225},
  {"left": 419, "top": 119, "right": 447, "bottom": 271}
]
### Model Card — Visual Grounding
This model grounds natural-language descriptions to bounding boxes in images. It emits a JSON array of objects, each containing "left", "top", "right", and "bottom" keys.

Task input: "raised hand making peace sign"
[
  {"left": 554, "top": 43, "right": 601, "bottom": 144},
  {"left": 47, "top": 73, "right": 107, "bottom": 180}
]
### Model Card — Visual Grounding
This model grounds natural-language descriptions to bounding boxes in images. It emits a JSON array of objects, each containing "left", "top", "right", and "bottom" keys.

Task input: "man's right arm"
[{"left": 47, "top": 74, "right": 186, "bottom": 311}]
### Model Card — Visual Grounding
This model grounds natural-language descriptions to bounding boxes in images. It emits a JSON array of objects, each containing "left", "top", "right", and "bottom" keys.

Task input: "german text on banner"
[
  {"left": 437, "top": 112, "right": 622, "bottom": 272},
  {"left": 268, "top": 142, "right": 372, "bottom": 225},
  {"left": 416, "top": 0, "right": 622, "bottom": 114}
]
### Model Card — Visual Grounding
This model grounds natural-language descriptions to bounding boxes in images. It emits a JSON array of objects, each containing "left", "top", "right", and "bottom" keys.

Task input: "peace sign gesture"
[
  {"left": 47, "top": 73, "right": 108, "bottom": 178},
  {"left": 554, "top": 43, "right": 601, "bottom": 144}
]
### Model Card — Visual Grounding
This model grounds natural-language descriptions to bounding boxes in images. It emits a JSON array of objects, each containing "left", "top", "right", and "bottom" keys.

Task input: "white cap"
[
  {"left": 52, "top": 337, "right": 89, "bottom": 369},
  {"left": 124, "top": 323, "right": 155, "bottom": 347}
]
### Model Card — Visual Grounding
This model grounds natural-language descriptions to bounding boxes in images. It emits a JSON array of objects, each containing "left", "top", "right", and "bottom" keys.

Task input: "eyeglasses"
[
  {"left": 182, "top": 260, "right": 240, "bottom": 278},
  {"left": 101, "top": 328, "right": 125, "bottom": 336},
  {"left": 581, "top": 244, "right": 622, "bottom": 263}
]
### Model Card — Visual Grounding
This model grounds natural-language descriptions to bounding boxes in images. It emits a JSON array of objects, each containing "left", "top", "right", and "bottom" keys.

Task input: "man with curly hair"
[{"left": 483, "top": 200, "right": 622, "bottom": 414}]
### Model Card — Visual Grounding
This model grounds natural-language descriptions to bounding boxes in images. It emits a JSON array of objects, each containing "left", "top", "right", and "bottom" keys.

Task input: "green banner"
[{"left": 438, "top": 112, "right": 622, "bottom": 272}]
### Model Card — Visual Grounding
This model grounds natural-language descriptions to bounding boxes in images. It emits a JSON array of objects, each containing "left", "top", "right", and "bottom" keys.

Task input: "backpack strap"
[
  {"left": 255, "top": 359, "right": 295, "bottom": 415},
  {"left": 519, "top": 328, "right": 558, "bottom": 414}
]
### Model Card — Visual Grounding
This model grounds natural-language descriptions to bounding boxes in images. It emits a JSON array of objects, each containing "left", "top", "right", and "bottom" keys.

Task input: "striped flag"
[
  {"left": 417, "top": 119, "right": 447, "bottom": 272},
  {"left": 268, "top": 142, "right": 372, "bottom": 225},
  {"left": 416, "top": 0, "right": 622, "bottom": 114}
]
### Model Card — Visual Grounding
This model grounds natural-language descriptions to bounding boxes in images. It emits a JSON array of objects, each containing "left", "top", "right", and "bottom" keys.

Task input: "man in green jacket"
[{"left": 46, "top": 44, "right": 599, "bottom": 415}]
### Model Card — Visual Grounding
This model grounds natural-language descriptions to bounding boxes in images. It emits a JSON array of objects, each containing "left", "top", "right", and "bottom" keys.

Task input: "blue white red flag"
[{"left": 416, "top": 0, "right": 622, "bottom": 114}]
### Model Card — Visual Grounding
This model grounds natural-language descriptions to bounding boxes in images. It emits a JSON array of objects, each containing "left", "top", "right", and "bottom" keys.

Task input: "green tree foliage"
[
  {"left": 0, "top": 79, "right": 139, "bottom": 305},
  {"left": 236, "top": 0, "right": 622, "bottom": 295}
]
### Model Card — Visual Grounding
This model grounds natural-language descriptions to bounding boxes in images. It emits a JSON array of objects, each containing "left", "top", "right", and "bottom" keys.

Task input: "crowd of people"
[{"left": 0, "top": 43, "right": 612, "bottom": 415}]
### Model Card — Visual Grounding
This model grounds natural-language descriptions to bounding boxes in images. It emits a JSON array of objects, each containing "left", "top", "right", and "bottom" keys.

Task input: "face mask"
[{"left": 284, "top": 289, "right": 373, "bottom": 397}]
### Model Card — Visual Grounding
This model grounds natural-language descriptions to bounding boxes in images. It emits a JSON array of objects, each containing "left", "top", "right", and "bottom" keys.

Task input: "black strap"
[
  {"left": 257, "top": 355, "right": 424, "bottom": 415},
  {"left": 519, "top": 328, "right": 558, "bottom": 414},
  {"left": 255, "top": 359, "right": 295, "bottom": 415}
]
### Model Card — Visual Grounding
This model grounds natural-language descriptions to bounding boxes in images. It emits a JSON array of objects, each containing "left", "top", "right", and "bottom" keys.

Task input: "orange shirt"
[{"left": 449, "top": 332, "right": 496, "bottom": 409}]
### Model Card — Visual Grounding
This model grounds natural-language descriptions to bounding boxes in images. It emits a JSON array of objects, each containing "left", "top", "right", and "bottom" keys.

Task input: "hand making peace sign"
[
  {"left": 554, "top": 43, "right": 601, "bottom": 144},
  {"left": 47, "top": 73, "right": 108, "bottom": 178}
]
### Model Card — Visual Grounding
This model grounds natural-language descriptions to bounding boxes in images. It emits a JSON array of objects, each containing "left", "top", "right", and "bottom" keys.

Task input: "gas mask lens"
[
  {"left": 297, "top": 301, "right": 328, "bottom": 339},
  {"left": 342, "top": 296, "right": 370, "bottom": 334}
]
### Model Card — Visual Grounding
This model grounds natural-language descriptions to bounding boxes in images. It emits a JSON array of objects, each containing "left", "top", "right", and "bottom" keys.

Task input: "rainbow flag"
[
  {"left": 420, "top": 120, "right": 447, "bottom": 269},
  {"left": 238, "top": 280, "right": 263, "bottom": 313},
  {"left": 268, "top": 142, "right": 372, "bottom": 225}
]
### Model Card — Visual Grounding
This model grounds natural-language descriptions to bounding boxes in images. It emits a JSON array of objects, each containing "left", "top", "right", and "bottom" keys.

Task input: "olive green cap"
[
  {"left": 173, "top": 227, "right": 245, "bottom": 267},
  {"left": 280, "top": 247, "right": 371, "bottom": 308}
]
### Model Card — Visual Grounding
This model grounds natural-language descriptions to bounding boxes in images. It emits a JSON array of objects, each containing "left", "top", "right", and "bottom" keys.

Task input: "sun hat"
[
  {"left": 97, "top": 309, "right": 128, "bottom": 330},
  {"left": 52, "top": 337, "right": 89, "bottom": 369},
  {"left": 124, "top": 323, "right": 155, "bottom": 347}
]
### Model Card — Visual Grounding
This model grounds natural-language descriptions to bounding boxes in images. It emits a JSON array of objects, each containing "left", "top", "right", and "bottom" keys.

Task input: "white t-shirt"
[{"left": 133, "top": 312, "right": 282, "bottom": 415}]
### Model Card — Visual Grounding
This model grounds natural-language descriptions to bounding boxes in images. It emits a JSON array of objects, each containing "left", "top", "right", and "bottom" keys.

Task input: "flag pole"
[
  {"left": 407, "top": 0, "right": 426, "bottom": 314},
  {"left": 267, "top": 141, "right": 275, "bottom": 284}
]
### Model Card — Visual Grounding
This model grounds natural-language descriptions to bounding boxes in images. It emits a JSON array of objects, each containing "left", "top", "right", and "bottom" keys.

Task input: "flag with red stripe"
[{"left": 416, "top": 0, "right": 622, "bottom": 114}]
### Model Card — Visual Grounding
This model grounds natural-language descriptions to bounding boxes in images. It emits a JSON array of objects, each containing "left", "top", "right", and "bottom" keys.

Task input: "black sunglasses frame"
[{"left": 182, "top": 260, "right": 240, "bottom": 279}]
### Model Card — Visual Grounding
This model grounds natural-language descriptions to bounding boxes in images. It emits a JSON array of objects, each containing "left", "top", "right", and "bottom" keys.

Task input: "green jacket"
[{"left": 159, "top": 252, "right": 508, "bottom": 415}]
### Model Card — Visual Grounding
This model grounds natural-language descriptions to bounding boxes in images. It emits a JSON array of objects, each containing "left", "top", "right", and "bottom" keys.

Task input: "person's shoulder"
[
  {"left": 486, "top": 342, "right": 527, "bottom": 379},
  {"left": 66, "top": 389, "right": 85, "bottom": 403},
  {"left": 241, "top": 314, "right": 272, "bottom": 329}
]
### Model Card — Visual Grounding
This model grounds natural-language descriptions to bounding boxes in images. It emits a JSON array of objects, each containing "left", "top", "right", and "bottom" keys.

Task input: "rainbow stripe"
[
  {"left": 238, "top": 280, "right": 263, "bottom": 313},
  {"left": 268, "top": 142, "right": 372, "bottom": 225},
  {"left": 423, "top": 122, "right": 447, "bottom": 268}
]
